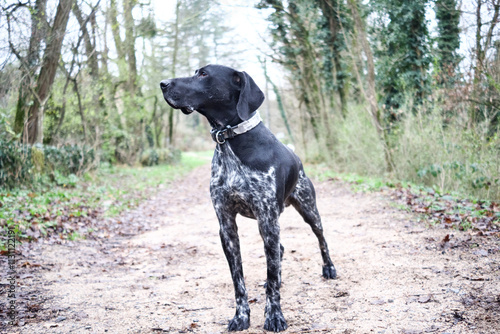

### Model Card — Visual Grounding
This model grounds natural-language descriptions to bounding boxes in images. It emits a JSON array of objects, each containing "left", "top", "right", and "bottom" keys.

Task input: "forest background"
[{"left": 0, "top": 0, "right": 499, "bottom": 203}]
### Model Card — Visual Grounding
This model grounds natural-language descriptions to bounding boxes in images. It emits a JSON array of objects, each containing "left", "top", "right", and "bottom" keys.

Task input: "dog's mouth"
[
  {"left": 164, "top": 96, "right": 195, "bottom": 115},
  {"left": 181, "top": 106, "right": 195, "bottom": 115}
]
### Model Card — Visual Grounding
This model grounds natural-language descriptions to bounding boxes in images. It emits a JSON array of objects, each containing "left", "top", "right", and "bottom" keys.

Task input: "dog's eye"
[{"left": 199, "top": 71, "right": 207, "bottom": 77}]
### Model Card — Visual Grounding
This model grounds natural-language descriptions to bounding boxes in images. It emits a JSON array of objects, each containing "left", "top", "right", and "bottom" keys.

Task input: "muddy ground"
[{"left": 2, "top": 163, "right": 499, "bottom": 333}]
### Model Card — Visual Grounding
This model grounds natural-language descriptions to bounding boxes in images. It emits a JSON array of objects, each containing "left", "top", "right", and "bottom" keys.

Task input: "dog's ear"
[{"left": 234, "top": 71, "right": 264, "bottom": 121}]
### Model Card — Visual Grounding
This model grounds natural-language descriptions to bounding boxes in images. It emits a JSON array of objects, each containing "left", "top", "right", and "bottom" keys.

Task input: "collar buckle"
[
  {"left": 210, "top": 111, "right": 261, "bottom": 145},
  {"left": 210, "top": 125, "right": 235, "bottom": 144}
]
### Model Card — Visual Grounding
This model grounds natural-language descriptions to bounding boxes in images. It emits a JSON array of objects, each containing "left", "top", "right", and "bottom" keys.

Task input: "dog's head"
[{"left": 160, "top": 65, "right": 264, "bottom": 127}]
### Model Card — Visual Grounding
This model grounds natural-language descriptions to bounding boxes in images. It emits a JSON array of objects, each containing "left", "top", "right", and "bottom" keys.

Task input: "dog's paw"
[
  {"left": 264, "top": 310, "right": 287, "bottom": 332},
  {"left": 227, "top": 311, "right": 250, "bottom": 331},
  {"left": 322, "top": 265, "right": 337, "bottom": 279}
]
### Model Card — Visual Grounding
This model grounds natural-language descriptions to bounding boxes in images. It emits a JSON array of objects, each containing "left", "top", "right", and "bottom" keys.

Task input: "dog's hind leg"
[
  {"left": 288, "top": 171, "right": 337, "bottom": 279},
  {"left": 217, "top": 211, "right": 250, "bottom": 331}
]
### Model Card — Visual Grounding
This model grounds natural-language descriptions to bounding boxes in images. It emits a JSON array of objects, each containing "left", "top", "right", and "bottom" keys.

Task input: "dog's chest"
[{"left": 210, "top": 145, "right": 276, "bottom": 209}]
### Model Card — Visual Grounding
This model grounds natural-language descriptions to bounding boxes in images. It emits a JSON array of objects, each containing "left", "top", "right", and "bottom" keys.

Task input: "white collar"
[
  {"left": 233, "top": 111, "right": 262, "bottom": 135},
  {"left": 210, "top": 111, "right": 262, "bottom": 144}
]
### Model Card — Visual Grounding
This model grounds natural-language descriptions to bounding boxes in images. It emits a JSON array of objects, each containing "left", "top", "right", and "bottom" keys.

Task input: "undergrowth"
[
  {"left": 319, "top": 103, "right": 500, "bottom": 201},
  {"left": 306, "top": 164, "right": 500, "bottom": 234}
]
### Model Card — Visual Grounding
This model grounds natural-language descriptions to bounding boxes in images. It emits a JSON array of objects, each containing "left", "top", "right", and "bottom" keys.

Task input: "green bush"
[
  {"left": 0, "top": 141, "right": 33, "bottom": 188},
  {"left": 392, "top": 108, "right": 500, "bottom": 200},
  {"left": 140, "top": 148, "right": 181, "bottom": 167},
  {"left": 43, "top": 144, "right": 96, "bottom": 175},
  {"left": 140, "top": 148, "right": 159, "bottom": 166},
  {"left": 324, "top": 103, "right": 500, "bottom": 201},
  {"left": 0, "top": 141, "right": 96, "bottom": 189}
]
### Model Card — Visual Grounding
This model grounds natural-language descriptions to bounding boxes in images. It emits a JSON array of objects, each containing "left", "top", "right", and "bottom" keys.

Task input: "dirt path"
[{"left": 4, "top": 164, "right": 500, "bottom": 333}]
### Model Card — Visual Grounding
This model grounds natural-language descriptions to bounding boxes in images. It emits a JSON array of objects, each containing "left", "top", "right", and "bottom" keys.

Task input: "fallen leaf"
[
  {"left": 20, "top": 274, "right": 34, "bottom": 279},
  {"left": 440, "top": 234, "right": 451, "bottom": 248}
]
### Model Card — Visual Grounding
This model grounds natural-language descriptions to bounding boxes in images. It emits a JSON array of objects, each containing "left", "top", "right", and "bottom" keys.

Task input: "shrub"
[
  {"left": 140, "top": 148, "right": 181, "bottom": 167},
  {"left": 0, "top": 141, "right": 33, "bottom": 188},
  {"left": 43, "top": 144, "right": 96, "bottom": 175},
  {"left": 0, "top": 141, "right": 96, "bottom": 189},
  {"left": 323, "top": 103, "right": 500, "bottom": 201}
]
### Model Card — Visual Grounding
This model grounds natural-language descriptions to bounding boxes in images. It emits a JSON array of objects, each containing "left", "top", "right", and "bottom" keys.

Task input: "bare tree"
[
  {"left": 8, "top": 0, "right": 48, "bottom": 136},
  {"left": 23, "top": 0, "right": 76, "bottom": 144}
]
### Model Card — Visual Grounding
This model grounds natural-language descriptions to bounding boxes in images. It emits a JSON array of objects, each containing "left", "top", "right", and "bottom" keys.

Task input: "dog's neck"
[{"left": 209, "top": 111, "right": 261, "bottom": 145}]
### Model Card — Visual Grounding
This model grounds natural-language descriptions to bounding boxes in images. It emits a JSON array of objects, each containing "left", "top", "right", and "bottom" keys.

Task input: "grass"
[
  {"left": 0, "top": 151, "right": 212, "bottom": 249},
  {"left": 305, "top": 163, "right": 397, "bottom": 193},
  {"left": 306, "top": 163, "right": 499, "bottom": 233},
  {"left": 309, "top": 102, "right": 500, "bottom": 202}
]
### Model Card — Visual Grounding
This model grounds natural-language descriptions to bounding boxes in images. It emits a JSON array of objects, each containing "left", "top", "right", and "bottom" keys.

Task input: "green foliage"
[
  {"left": 307, "top": 102, "right": 500, "bottom": 201},
  {"left": 371, "top": 0, "right": 431, "bottom": 112},
  {"left": 140, "top": 148, "right": 181, "bottom": 167},
  {"left": 0, "top": 141, "right": 96, "bottom": 189},
  {"left": 396, "top": 184, "right": 499, "bottom": 232},
  {"left": 43, "top": 144, "right": 96, "bottom": 175},
  {"left": 307, "top": 155, "right": 499, "bottom": 232},
  {"left": 0, "top": 111, "right": 17, "bottom": 140},
  {"left": 0, "top": 141, "right": 33, "bottom": 188},
  {"left": 31, "top": 145, "right": 45, "bottom": 173},
  {"left": 314, "top": 0, "right": 352, "bottom": 111},
  {"left": 52, "top": 171, "right": 80, "bottom": 187},
  {"left": 434, "top": 0, "right": 461, "bottom": 82},
  {"left": 392, "top": 107, "right": 500, "bottom": 200},
  {"left": 136, "top": 15, "right": 157, "bottom": 38},
  {"left": 257, "top": 0, "right": 353, "bottom": 156}
]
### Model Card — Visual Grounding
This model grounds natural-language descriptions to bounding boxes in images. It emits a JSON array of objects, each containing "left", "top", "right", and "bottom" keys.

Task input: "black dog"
[{"left": 160, "top": 64, "right": 336, "bottom": 332}]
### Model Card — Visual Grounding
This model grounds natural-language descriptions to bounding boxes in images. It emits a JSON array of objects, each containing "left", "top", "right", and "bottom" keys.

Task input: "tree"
[
  {"left": 372, "top": 0, "right": 431, "bottom": 115},
  {"left": 156, "top": 0, "right": 232, "bottom": 146},
  {"left": 435, "top": 0, "right": 461, "bottom": 85},
  {"left": 315, "top": 0, "right": 350, "bottom": 116},
  {"left": 471, "top": 0, "right": 500, "bottom": 127},
  {"left": 24, "top": 0, "right": 75, "bottom": 144},
  {"left": 9, "top": 0, "right": 48, "bottom": 137},
  {"left": 257, "top": 0, "right": 340, "bottom": 148},
  {"left": 346, "top": 0, "right": 394, "bottom": 172}
]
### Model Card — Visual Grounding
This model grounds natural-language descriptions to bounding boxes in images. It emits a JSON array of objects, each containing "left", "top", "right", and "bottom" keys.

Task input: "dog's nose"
[{"left": 160, "top": 80, "right": 171, "bottom": 90}]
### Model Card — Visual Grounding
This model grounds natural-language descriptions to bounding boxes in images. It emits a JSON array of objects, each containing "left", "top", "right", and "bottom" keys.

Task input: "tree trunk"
[
  {"left": 13, "top": 0, "right": 47, "bottom": 136},
  {"left": 168, "top": 0, "right": 181, "bottom": 147},
  {"left": 72, "top": 2, "right": 99, "bottom": 79},
  {"left": 123, "top": 0, "right": 139, "bottom": 95},
  {"left": 347, "top": 0, "right": 394, "bottom": 172},
  {"left": 317, "top": 0, "right": 347, "bottom": 116},
  {"left": 72, "top": 1, "right": 102, "bottom": 145},
  {"left": 472, "top": 0, "right": 500, "bottom": 125},
  {"left": 26, "top": 0, "right": 75, "bottom": 144}
]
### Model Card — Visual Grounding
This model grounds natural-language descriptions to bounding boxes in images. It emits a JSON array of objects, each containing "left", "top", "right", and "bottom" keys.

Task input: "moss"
[{"left": 31, "top": 145, "right": 45, "bottom": 174}]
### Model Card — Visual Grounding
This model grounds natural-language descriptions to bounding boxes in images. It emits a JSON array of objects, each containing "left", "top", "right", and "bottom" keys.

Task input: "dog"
[{"left": 160, "top": 64, "right": 336, "bottom": 332}]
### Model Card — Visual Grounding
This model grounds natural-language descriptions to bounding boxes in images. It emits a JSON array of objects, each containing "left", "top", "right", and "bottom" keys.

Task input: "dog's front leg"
[
  {"left": 259, "top": 218, "right": 287, "bottom": 332},
  {"left": 218, "top": 213, "right": 250, "bottom": 331}
]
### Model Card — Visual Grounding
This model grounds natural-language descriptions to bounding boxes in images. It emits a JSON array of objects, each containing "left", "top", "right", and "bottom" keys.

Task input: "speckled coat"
[{"left": 161, "top": 64, "right": 336, "bottom": 332}]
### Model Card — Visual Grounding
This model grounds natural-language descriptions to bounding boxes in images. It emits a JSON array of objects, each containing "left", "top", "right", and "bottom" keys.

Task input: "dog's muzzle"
[{"left": 160, "top": 80, "right": 195, "bottom": 114}]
